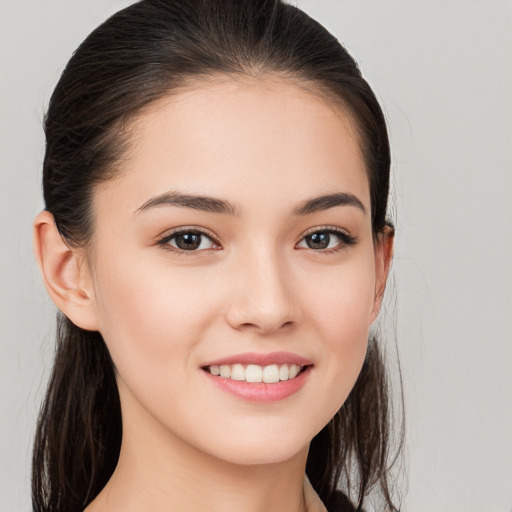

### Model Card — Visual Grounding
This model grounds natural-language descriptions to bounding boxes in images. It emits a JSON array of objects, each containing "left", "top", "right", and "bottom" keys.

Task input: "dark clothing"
[{"left": 330, "top": 491, "right": 360, "bottom": 512}]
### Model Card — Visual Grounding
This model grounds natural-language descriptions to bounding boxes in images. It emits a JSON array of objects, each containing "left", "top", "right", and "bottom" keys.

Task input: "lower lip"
[{"left": 202, "top": 366, "right": 312, "bottom": 403}]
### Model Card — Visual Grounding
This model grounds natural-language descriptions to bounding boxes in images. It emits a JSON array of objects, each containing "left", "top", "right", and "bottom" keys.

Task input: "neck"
[
  {"left": 89, "top": 436, "right": 308, "bottom": 512},
  {"left": 86, "top": 384, "right": 309, "bottom": 512}
]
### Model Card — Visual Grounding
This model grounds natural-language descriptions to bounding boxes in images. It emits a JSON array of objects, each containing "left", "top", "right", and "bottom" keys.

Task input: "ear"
[
  {"left": 369, "top": 224, "right": 394, "bottom": 324},
  {"left": 33, "top": 210, "right": 100, "bottom": 331}
]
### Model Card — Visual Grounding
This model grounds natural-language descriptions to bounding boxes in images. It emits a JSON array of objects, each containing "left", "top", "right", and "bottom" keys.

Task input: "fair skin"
[{"left": 34, "top": 76, "right": 393, "bottom": 512}]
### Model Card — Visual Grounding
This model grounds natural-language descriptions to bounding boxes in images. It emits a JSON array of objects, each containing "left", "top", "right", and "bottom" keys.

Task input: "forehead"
[{"left": 95, "top": 75, "right": 370, "bottom": 218}]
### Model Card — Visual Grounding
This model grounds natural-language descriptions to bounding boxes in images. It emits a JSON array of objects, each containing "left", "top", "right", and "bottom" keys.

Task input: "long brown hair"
[{"left": 33, "top": 1, "right": 405, "bottom": 510}]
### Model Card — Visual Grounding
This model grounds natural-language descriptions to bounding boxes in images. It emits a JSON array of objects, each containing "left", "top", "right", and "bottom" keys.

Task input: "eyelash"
[
  {"left": 299, "top": 226, "right": 357, "bottom": 254},
  {"left": 157, "top": 227, "right": 221, "bottom": 256},
  {"left": 157, "top": 225, "right": 357, "bottom": 256}
]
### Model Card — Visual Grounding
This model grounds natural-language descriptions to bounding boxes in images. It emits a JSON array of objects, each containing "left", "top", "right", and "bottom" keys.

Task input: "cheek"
[
  {"left": 306, "top": 252, "right": 376, "bottom": 405},
  {"left": 308, "top": 250, "right": 376, "bottom": 342},
  {"left": 91, "top": 253, "right": 218, "bottom": 373}
]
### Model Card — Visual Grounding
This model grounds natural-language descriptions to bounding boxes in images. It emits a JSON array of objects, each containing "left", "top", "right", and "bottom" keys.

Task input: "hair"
[{"left": 33, "top": 1, "right": 405, "bottom": 511}]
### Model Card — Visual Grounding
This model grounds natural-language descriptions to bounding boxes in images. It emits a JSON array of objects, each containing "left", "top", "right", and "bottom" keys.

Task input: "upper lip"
[{"left": 202, "top": 351, "right": 313, "bottom": 368}]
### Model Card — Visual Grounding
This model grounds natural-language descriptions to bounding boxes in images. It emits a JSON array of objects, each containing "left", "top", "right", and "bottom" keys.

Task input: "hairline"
[{"left": 82, "top": 71, "right": 371, "bottom": 269}]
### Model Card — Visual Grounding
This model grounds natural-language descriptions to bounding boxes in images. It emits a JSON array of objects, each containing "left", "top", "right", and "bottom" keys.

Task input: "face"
[{"left": 85, "top": 76, "right": 387, "bottom": 466}]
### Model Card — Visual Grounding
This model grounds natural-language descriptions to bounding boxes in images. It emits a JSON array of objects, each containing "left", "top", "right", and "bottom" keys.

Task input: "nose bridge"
[{"left": 226, "top": 241, "right": 301, "bottom": 334}]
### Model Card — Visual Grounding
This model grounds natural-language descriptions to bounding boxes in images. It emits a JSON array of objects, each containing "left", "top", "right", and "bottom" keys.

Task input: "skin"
[{"left": 34, "top": 75, "right": 393, "bottom": 512}]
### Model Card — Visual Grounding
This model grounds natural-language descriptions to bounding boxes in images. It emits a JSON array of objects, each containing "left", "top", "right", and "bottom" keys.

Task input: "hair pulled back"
[{"left": 33, "top": 1, "right": 404, "bottom": 511}]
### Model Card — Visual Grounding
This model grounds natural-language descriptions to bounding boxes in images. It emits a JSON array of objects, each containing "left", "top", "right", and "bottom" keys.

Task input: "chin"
[
  {"left": 217, "top": 446, "right": 307, "bottom": 467},
  {"left": 197, "top": 426, "right": 313, "bottom": 467}
]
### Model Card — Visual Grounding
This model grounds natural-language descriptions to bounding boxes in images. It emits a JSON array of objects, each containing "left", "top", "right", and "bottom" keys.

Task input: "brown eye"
[
  {"left": 297, "top": 228, "right": 357, "bottom": 252},
  {"left": 305, "top": 232, "right": 333, "bottom": 250},
  {"left": 162, "top": 230, "right": 217, "bottom": 252}
]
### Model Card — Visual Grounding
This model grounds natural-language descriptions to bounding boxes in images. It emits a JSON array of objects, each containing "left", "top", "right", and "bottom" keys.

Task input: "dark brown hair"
[{"left": 33, "top": 1, "right": 404, "bottom": 511}]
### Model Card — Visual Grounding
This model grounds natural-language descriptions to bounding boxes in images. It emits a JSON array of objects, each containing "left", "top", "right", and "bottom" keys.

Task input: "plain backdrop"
[{"left": 1, "top": 1, "right": 511, "bottom": 511}]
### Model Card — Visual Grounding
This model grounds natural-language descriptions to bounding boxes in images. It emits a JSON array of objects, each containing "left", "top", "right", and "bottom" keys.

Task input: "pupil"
[
  {"left": 308, "top": 232, "right": 330, "bottom": 249},
  {"left": 176, "top": 233, "right": 201, "bottom": 250}
]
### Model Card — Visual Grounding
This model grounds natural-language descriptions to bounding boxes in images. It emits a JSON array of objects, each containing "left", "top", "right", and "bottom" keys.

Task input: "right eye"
[{"left": 158, "top": 229, "right": 220, "bottom": 253}]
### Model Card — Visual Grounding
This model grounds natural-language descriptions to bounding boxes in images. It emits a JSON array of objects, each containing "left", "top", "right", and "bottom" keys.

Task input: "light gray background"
[{"left": 1, "top": 1, "right": 511, "bottom": 511}]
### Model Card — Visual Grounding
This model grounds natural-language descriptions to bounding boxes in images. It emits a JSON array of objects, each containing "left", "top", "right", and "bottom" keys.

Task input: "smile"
[
  {"left": 205, "top": 363, "right": 305, "bottom": 383},
  {"left": 201, "top": 352, "right": 313, "bottom": 402}
]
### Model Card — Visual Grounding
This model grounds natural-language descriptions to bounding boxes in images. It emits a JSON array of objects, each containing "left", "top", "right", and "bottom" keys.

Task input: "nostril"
[
  {"left": 246, "top": 320, "right": 296, "bottom": 335},
  {"left": 224, "top": 291, "right": 302, "bottom": 334}
]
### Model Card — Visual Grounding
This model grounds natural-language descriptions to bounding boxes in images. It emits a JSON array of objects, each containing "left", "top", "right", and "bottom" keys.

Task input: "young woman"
[{"left": 32, "top": 1, "right": 403, "bottom": 511}]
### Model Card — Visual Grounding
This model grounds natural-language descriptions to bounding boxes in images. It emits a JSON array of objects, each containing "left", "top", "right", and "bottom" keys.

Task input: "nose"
[{"left": 224, "top": 247, "right": 302, "bottom": 335}]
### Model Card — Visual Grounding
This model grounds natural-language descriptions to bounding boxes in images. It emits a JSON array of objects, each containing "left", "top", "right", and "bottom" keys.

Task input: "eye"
[
  {"left": 296, "top": 227, "right": 356, "bottom": 252},
  {"left": 158, "top": 228, "right": 220, "bottom": 253}
]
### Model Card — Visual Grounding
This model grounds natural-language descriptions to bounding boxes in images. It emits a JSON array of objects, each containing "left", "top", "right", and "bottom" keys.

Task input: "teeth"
[
  {"left": 289, "top": 364, "right": 300, "bottom": 379},
  {"left": 230, "top": 364, "right": 245, "bottom": 381},
  {"left": 207, "top": 363, "right": 303, "bottom": 383},
  {"left": 262, "top": 364, "right": 280, "bottom": 383},
  {"left": 246, "top": 364, "right": 263, "bottom": 383},
  {"left": 219, "top": 365, "right": 231, "bottom": 378}
]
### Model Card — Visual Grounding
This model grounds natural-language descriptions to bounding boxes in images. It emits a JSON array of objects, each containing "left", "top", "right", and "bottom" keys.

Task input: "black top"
[{"left": 330, "top": 491, "right": 361, "bottom": 512}]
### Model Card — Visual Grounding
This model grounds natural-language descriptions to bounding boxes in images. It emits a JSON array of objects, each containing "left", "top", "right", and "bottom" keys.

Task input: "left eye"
[
  {"left": 297, "top": 229, "right": 353, "bottom": 251},
  {"left": 163, "top": 230, "right": 217, "bottom": 251}
]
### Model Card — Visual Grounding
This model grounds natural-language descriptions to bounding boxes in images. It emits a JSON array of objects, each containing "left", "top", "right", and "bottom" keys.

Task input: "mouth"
[
  {"left": 202, "top": 363, "right": 311, "bottom": 383},
  {"left": 200, "top": 352, "right": 313, "bottom": 402}
]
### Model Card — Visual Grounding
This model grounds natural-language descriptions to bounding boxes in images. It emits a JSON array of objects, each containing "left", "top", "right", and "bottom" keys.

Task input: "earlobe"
[
  {"left": 369, "top": 225, "right": 394, "bottom": 324},
  {"left": 33, "top": 211, "right": 99, "bottom": 331}
]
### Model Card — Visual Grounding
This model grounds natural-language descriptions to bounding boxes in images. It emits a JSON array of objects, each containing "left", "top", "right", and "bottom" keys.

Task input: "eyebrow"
[
  {"left": 292, "top": 192, "right": 366, "bottom": 216},
  {"left": 135, "top": 191, "right": 242, "bottom": 216},
  {"left": 135, "top": 191, "right": 366, "bottom": 216}
]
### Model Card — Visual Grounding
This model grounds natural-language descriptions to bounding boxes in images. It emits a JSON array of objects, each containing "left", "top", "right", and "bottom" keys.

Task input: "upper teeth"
[{"left": 207, "top": 363, "right": 302, "bottom": 383}]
